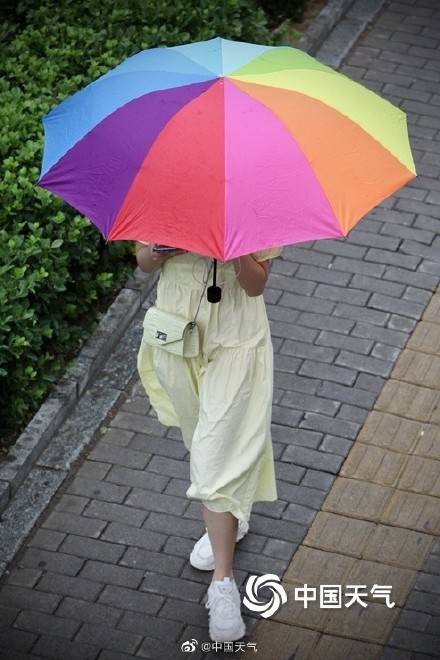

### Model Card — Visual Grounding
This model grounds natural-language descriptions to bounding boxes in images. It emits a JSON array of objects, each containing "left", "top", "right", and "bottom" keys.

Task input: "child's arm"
[{"left": 232, "top": 255, "right": 272, "bottom": 297}]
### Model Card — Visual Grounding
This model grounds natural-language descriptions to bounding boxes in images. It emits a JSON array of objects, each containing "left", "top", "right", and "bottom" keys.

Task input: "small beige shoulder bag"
[{"left": 141, "top": 261, "right": 213, "bottom": 358}]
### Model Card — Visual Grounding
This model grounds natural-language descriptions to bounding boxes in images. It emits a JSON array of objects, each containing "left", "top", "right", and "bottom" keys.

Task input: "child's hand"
[{"left": 151, "top": 247, "right": 187, "bottom": 263}]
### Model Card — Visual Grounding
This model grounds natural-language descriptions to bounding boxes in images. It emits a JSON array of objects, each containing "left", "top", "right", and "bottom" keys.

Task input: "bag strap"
[{"left": 192, "top": 260, "right": 214, "bottom": 325}]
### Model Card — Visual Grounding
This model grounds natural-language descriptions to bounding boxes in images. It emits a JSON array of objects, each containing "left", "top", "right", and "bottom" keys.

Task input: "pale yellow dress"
[{"left": 136, "top": 244, "right": 283, "bottom": 524}]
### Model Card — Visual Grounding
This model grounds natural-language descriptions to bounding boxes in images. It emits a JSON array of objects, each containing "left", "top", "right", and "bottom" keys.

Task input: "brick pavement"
[{"left": 1, "top": 0, "right": 440, "bottom": 658}]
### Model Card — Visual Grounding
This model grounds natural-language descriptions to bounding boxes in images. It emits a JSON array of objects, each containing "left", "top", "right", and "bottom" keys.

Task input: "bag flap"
[{"left": 143, "top": 306, "right": 189, "bottom": 344}]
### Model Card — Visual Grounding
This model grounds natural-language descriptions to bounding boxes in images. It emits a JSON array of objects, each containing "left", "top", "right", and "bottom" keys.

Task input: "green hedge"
[
  {"left": 0, "top": 0, "right": 277, "bottom": 448},
  {"left": 259, "top": 0, "right": 307, "bottom": 27}
]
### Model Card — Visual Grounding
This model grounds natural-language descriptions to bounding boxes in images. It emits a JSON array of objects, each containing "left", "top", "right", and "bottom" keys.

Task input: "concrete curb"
[
  {"left": 0, "top": 0, "right": 381, "bottom": 563},
  {"left": 295, "top": 0, "right": 357, "bottom": 55}
]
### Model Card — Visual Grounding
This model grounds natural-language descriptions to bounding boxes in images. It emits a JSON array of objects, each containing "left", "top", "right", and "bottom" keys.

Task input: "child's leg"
[{"left": 202, "top": 506, "right": 238, "bottom": 581}]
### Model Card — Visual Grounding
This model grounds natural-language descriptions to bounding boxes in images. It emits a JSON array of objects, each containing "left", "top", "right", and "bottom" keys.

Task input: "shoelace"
[{"left": 205, "top": 584, "right": 241, "bottom": 611}]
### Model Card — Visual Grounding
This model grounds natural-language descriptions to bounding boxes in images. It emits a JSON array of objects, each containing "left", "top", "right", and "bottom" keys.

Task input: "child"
[{"left": 135, "top": 241, "right": 282, "bottom": 642}]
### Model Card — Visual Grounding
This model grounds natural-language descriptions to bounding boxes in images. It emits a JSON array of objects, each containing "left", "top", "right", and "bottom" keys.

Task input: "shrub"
[
  {"left": 0, "top": 0, "right": 276, "bottom": 448},
  {"left": 259, "top": 0, "right": 307, "bottom": 27}
]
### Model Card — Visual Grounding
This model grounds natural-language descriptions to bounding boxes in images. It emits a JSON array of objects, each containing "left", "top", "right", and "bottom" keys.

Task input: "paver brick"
[
  {"left": 100, "top": 522, "right": 166, "bottom": 552},
  {"left": 34, "top": 571, "right": 103, "bottom": 602},
  {"left": 382, "top": 490, "right": 440, "bottom": 534},
  {"left": 363, "top": 523, "right": 434, "bottom": 570},
  {"left": 88, "top": 443, "right": 151, "bottom": 470},
  {"left": 78, "top": 560, "right": 143, "bottom": 589},
  {"left": 371, "top": 342, "right": 401, "bottom": 363},
  {"left": 83, "top": 500, "right": 147, "bottom": 527},
  {"left": 316, "top": 329, "right": 373, "bottom": 354},
  {"left": 414, "top": 425, "right": 440, "bottom": 460},
  {"left": 56, "top": 596, "right": 122, "bottom": 627},
  {"left": 304, "top": 512, "right": 375, "bottom": 558},
  {"left": 280, "top": 339, "right": 338, "bottom": 363},
  {"left": 74, "top": 622, "right": 143, "bottom": 654},
  {"left": 397, "top": 456, "right": 440, "bottom": 496},
  {"left": 140, "top": 572, "right": 206, "bottom": 603},
  {"left": 0, "top": 585, "right": 61, "bottom": 614},
  {"left": 323, "top": 478, "right": 394, "bottom": 522},
  {"left": 98, "top": 584, "right": 164, "bottom": 615},
  {"left": 124, "top": 488, "right": 188, "bottom": 516},
  {"left": 309, "top": 635, "right": 381, "bottom": 660},
  {"left": 384, "top": 266, "right": 439, "bottom": 291},
  {"left": 249, "top": 620, "right": 319, "bottom": 660},
  {"left": 120, "top": 546, "right": 185, "bottom": 577},
  {"left": 19, "top": 547, "right": 85, "bottom": 577},
  {"left": 41, "top": 511, "right": 107, "bottom": 539},
  {"left": 319, "top": 434, "right": 353, "bottom": 456},
  {"left": 270, "top": 580, "right": 328, "bottom": 629},
  {"left": 54, "top": 494, "right": 89, "bottom": 516},
  {"left": 30, "top": 635, "right": 102, "bottom": 660},
  {"left": 12, "top": 610, "right": 81, "bottom": 639},
  {"left": 351, "top": 273, "right": 406, "bottom": 298},
  {"left": 318, "top": 380, "right": 377, "bottom": 408},
  {"left": 375, "top": 380, "right": 440, "bottom": 424},
  {"left": 284, "top": 545, "right": 355, "bottom": 586},
  {"left": 129, "top": 433, "right": 187, "bottom": 460},
  {"left": 341, "top": 443, "right": 407, "bottom": 486},
  {"left": 388, "top": 627, "right": 440, "bottom": 656},
  {"left": 391, "top": 349, "right": 440, "bottom": 388},
  {"left": 387, "top": 314, "right": 417, "bottom": 332},
  {"left": 282, "top": 445, "right": 344, "bottom": 474},
  {"left": 66, "top": 477, "right": 130, "bottom": 504},
  {"left": 336, "top": 350, "right": 394, "bottom": 378},
  {"left": 323, "top": 601, "right": 400, "bottom": 644},
  {"left": 346, "top": 561, "right": 417, "bottom": 607},
  {"left": 280, "top": 391, "right": 340, "bottom": 416},
  {"left": 407, "top": 321, "right": 440, "bottom": 355},
  {"left": 105, "top": 464, "right": 169, "bottom": 493}
]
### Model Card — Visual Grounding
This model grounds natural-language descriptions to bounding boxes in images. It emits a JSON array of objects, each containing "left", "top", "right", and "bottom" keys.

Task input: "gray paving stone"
[
  {"left": 299, "top": 359, "right": 358, "bottom": 386},
  {"left": 18, "top": 547, "right": 85, "bottom": 576},
  {"left": 315, "top": 282, "right": 371, "bottom": 306},
  {"left": 27, "top": 529, "right": 66, "bottom": 552},
  {"left": 280, "top": 391, "right": 340, "bottom": 416},
  {"left": 335, "top": 350, "right": 394, "bottom": 377},
  {"left": 282, "top": 503, "right": 317, "bottom": 527},
  {"left": 281, "top": 445, "right": 345, "bottom": 473},
  {"left": 317, "top": 380, "right": 377, "bottom": 408},
  {"left": 319, "top": 433, "right": 354, "bottom": 456},
  {"left": 333, "top": 301, "right": 390, "bottom": 326},
  {"left": 279, "top": 291, "right": 336, "bottom": 314},
  {"left": 13, "top": 609, "right": 81, "bottom": 639},
  {"left": 0, "top": 584, "right": 60, "bottom": 615},
  {"left": 271, "top": 405, "right": 303, "bottom": 427},
  {"left": 66, "top": 477, "right": 130, "bottom": 504},
  {"left": 271, "top": 426, "right": 323, "bottom": 449},
  {"left": 142, "top": 512, "right": 204, "bottom": 540},
  {"left": 351, "top": 321, "right": 409, "bottom": 348},
  {"left": 41, "top": 511, "right": 107, "bottom": 539},
  {"left": 316, "top": 329, "right": 374, "bottom": 354},
  {"left": 82, "top": 500, "right": 148, "bottom": 527},
  {"left": 124, "top": 488, "right": 188, "bottom": 516},
  {"left": 365, "top": 247, "right": 422, "bottom": 270},
  {"left": 275, "top": 462, "right": 307, "bottom": 485},
  {"left": 351, "top": 273, "right": 406, "bottom": 298},
  {"left": 297, "top": 311, "right": 355, "bottom": 334}
]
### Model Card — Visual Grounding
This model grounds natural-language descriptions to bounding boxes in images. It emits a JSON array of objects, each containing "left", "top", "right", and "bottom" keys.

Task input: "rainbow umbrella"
[{"left": 37, "top": 36, "right": 416, "bottom": 262}]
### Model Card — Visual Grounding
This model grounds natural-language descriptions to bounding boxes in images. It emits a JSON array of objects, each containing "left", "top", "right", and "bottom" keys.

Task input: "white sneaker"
[
  {"left": 190, "top": 519, "right": 250, "bottom": 571},
  {"left": 205, "top": 576, "right": 246, "bottom": 642}
]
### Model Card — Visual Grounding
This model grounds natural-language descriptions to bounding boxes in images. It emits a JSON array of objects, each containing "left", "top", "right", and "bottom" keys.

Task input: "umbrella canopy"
[{"left": 37, "top": 36, "right": 416, "bottom": 261}]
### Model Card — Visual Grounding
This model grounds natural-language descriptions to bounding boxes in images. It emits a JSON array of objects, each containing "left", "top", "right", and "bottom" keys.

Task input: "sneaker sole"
[{"left": 209, "top": 620, "right": 246, "bottom": 642}]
